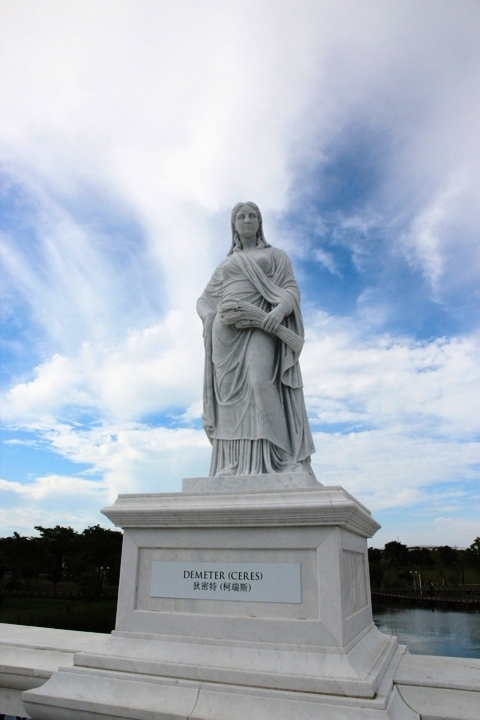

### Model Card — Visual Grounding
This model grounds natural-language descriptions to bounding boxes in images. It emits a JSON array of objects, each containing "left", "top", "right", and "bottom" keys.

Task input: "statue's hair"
[{"left": 228, "top": 201, "right": 270, "bottom": 255}]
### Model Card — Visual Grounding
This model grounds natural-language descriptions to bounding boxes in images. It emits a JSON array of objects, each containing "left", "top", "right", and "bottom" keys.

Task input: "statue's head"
[{"left": 228, "top": 201, "right": 270, "bottom": 255}]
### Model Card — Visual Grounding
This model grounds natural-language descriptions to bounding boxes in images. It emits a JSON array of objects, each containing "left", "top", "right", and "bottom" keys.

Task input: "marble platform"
[
  {"left": 17, "top": 476, "right": 478, "bottom": 719},
  {"left": 3, "top": 624, "right": 479, "bottom": 719}
]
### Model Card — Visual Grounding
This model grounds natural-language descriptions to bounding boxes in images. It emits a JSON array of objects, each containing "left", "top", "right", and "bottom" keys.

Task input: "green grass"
[{"left": 0, "top": 596, "right": 117, "bottom": 633}]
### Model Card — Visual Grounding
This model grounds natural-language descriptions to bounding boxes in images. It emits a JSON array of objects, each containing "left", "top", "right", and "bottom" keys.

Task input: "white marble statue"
[{"left": 197, "top": 202, "right": 315, "bottom": 476}]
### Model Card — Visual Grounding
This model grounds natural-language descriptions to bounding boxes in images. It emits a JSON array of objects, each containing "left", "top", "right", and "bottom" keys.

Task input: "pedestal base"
[
  {"left": 24, "top": 645, "right": 417, "bottom": 720},
  {"left": 24, "top": 479, "right": 418, "bottom": 719}
]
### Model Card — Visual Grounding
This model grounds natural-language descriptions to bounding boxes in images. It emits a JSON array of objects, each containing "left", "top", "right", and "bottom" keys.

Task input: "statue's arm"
[
  {"left": 197, "top": 294, "right": 216, "bottom": 322},
  {"left": 262, "top": 249, "right": 298, "bottom": 333},
  {"left": 197, "top": 263, "right": 224, "bottom": 343},
  {"left": 197, "top": 263, "right": 224, "bottom": 324},
  {"left": 196, "top": 294, "right": 216, "bottom": 342}
]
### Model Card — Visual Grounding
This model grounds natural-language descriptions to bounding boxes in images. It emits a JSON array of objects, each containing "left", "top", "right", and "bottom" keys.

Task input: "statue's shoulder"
[
  {"left": 268, "top": 245, "right": 292, "bottom": 265},
  {"left": 211, "top": 256, "right": 232, "bottom": 273}
]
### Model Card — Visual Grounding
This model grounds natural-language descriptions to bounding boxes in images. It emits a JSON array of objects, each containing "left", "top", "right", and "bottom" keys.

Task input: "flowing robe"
[{"left": 197, "top": 246, "right": 315, "bottom": 476}]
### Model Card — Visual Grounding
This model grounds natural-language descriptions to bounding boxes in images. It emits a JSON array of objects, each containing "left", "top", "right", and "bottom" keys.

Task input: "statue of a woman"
[{"left": 197, "top": 202, "right": 315, "bottom": 477}]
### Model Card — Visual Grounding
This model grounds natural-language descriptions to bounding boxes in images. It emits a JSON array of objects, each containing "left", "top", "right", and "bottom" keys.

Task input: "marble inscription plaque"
[{"left": 150, "top": 561, "right": 301, "bottom": 603}]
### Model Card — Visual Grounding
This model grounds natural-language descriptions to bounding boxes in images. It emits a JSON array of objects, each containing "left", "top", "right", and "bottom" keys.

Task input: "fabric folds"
[{"left": 197, "top": 246, "right": 315, "bottom": 477}]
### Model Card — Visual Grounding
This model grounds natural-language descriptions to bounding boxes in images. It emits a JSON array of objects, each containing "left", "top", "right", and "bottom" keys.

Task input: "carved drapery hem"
[{"left": 210, "top": 438, "right": 313, "bottom": 477}]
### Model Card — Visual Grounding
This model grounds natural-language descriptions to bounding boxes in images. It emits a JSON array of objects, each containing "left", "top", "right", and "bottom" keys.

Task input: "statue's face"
[{"left": 235, "top": 204, "right": 259, "bottom": 240}]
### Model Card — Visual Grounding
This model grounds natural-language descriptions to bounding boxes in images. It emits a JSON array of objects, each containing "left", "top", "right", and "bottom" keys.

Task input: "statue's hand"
[{"left": 262, "top": 305, "right": 285, "bottom": 334}]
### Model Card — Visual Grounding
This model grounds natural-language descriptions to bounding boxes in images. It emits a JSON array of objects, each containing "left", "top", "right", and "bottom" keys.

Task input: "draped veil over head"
[{"left": 228, "top": 201, "right": 270, "bottom": 255}]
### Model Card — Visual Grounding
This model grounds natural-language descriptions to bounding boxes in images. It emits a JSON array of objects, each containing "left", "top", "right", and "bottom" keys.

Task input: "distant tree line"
[
  {"left": 368, "top": 538, "right": 480, "bottom": 591},
  {"left": 1, "top": 526, "right": 480, "bottom": 598},
  {"left": 0, "top": 525, "right": 122, "bottom": 598}
]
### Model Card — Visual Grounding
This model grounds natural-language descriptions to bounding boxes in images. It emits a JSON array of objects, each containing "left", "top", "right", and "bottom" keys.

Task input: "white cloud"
[
  {"left": 2, "top": 313, "right": 205, "bottom": 423},
  {"left": 8, "top": 422, "right": 211, "bottom": 496},
  {"left": 0, "top": 473, "right": 110, "bottom": 536},
  {"left": 0, "top": 422, "right": 212, "bottom": 535},
  {"left": 303, "top": 317, "right": 480, "bottom": 439},
  {"left": 313, "top": 248, "right": 341, "bottom": 276},
  {"left": 1, "top": 0, "right": 479, "bottom": 335},
  {"left": 311, "top": 429, "right": 479, "bottom": 509},
  {"left": 302, "top": 317, "right": 480, "bottom": 530},
  {"left": 431, "top": 517, "right": 480, "bottom": 545},
  {"left": 372, "top": 517, "right": 480, "bottom": 551},
  {"left": 3, "top": 310, "right": 478, "bottom": 519},
  {"left": 0, "top": 474, "right": 105, "bottom": 500},
  {"left": 1, "top": 1, "right": 480, "bottom": 543},
  {"left": 400, "top": 174, "right": 480, "bottom": 298}
]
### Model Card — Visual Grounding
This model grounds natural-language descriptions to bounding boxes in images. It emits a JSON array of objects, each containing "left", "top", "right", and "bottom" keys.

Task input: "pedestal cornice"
[{"left": 101, "top": 485, "right": 380, "bottom": 538}]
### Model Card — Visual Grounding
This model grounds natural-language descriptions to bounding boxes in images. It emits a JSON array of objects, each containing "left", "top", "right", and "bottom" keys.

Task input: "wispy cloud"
[
  {"left": 304, "top": 318, "right": 480, "bottom": 438},
  {"left": 313, "top": 248, "right": 342, "bottom": 277},
  {"left": 1, "top": 1, "right": 479, "bottom": 546}
]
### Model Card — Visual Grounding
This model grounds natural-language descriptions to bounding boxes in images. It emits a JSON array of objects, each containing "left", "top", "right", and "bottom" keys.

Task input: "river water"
[{"left": 373, "top": 606, "right": 480, "bottom": 658}]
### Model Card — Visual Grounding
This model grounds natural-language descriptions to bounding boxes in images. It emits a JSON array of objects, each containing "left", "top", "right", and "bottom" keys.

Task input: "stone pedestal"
[{"left": 23, "top": 477, "right": 418, "bottom": 719}]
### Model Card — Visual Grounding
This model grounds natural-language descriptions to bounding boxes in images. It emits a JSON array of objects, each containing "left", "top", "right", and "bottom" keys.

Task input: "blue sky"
[{"left": 1, "top": 0, "right": 479, "bottom": 547}]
